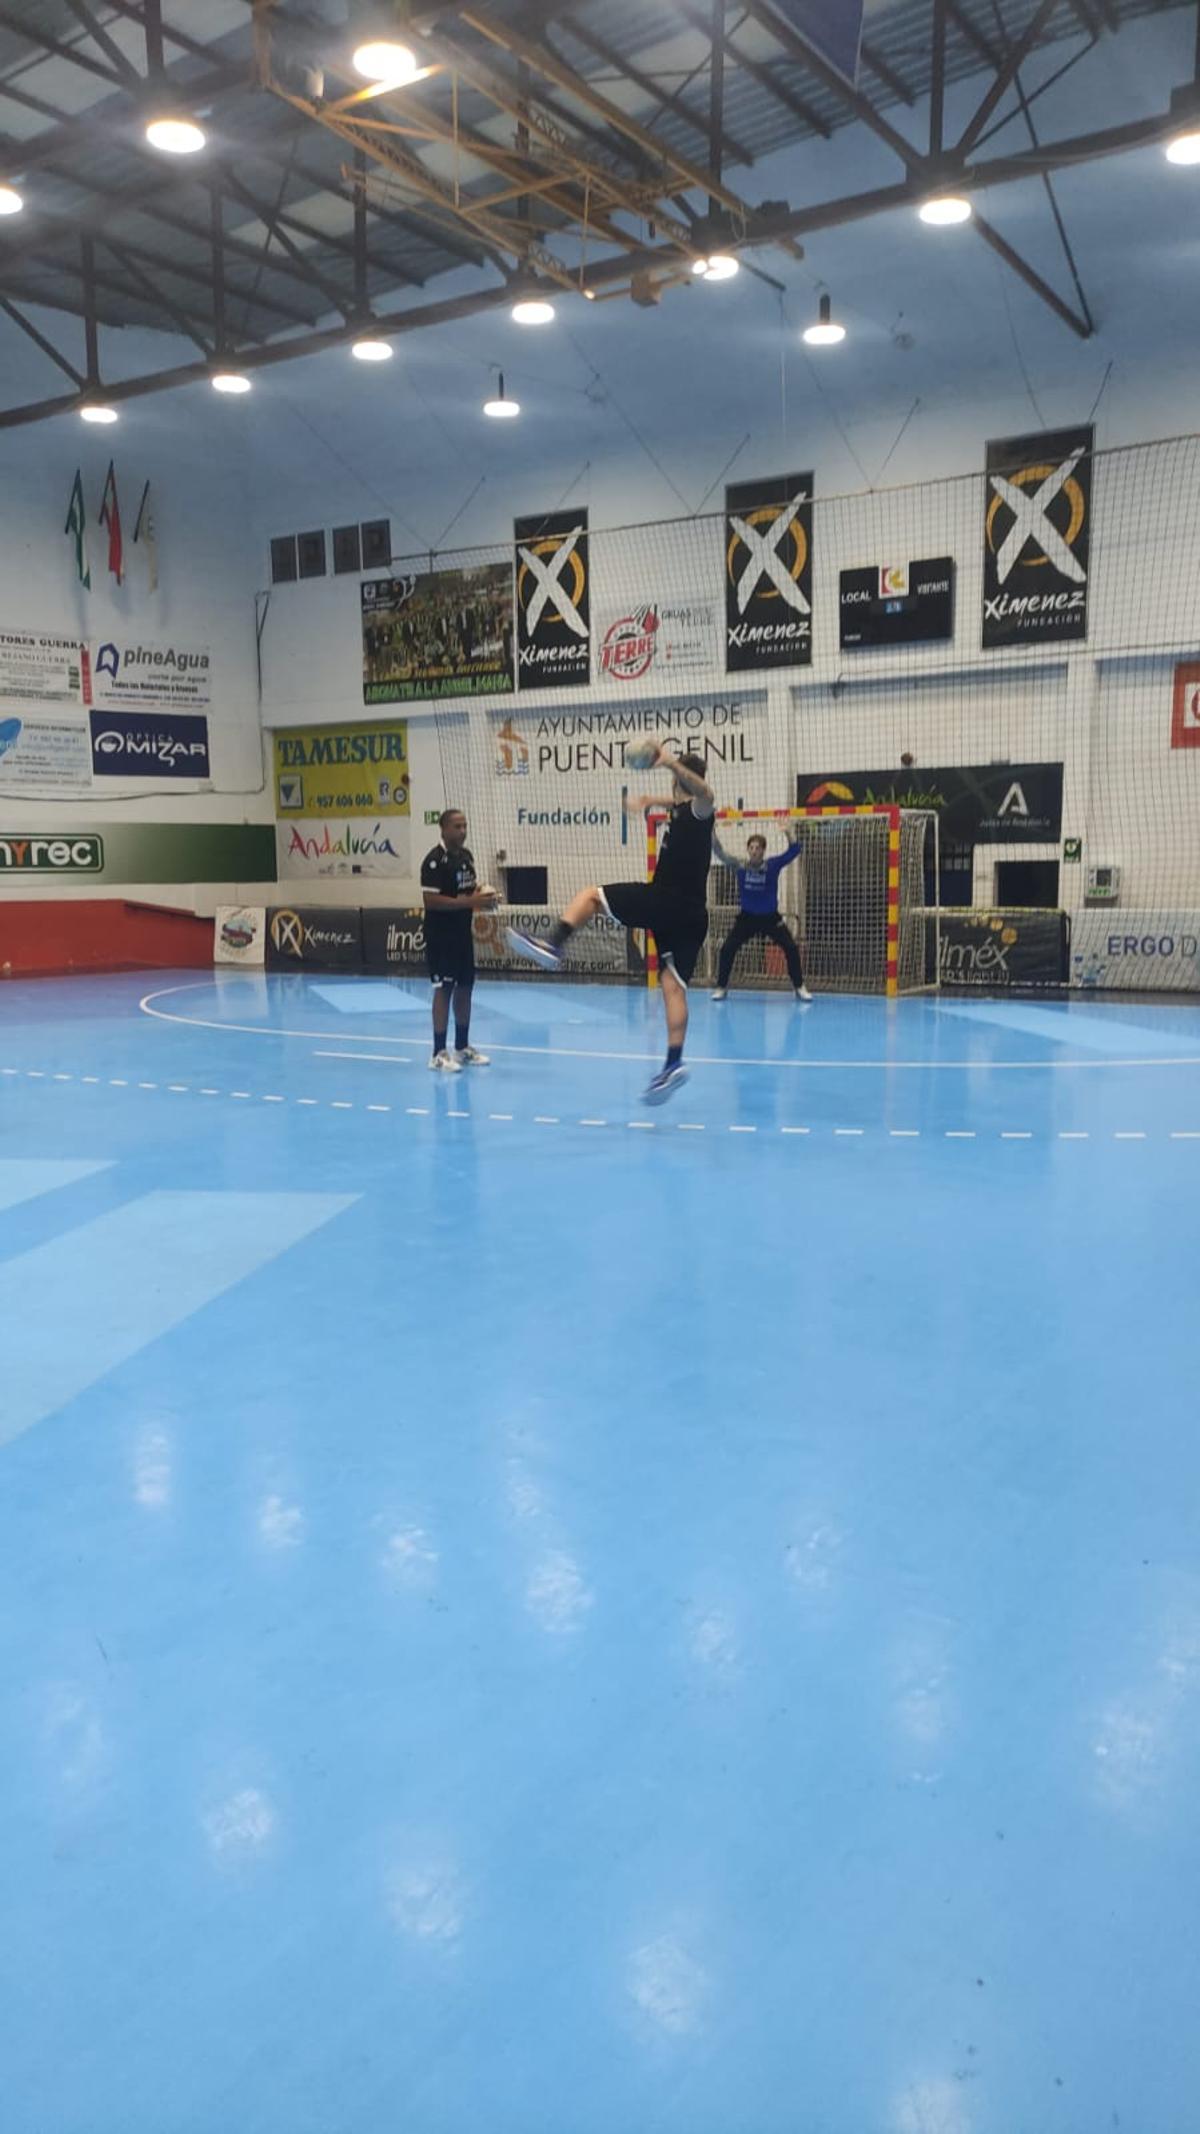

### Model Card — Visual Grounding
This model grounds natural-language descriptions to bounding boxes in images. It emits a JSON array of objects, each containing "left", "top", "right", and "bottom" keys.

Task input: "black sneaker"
[
  {"left": 642, "top": 1063, "right": 689, "bottom": 1106},
  {"left": 506, "top": 926, "right": 563, "bottom": 970}
]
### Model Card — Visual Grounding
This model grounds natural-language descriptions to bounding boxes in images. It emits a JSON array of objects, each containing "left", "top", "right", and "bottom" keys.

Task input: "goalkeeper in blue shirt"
[{"left": 711, "top": 825, "right": 812, "bottom": 1001}]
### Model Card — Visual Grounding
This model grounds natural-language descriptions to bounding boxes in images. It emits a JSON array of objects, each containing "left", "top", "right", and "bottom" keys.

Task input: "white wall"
[{"left": 0, "top": 377, "right": 271, "bottom": 908}]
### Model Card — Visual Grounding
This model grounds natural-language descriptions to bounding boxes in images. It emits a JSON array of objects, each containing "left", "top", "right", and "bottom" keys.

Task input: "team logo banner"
[
  {"left": 89, "top": 708, "right": 210, "bottom": 780},
  {"left": 725, "top": 472, "right": 814, "bottom": 671},
  {"left": 796, "top": 761, "right": 1064, "bottom": 843},
  {"left": 515, "top": 509, "right": 589, "bottom": 688},
  {"left": 266, "top": 906, "right": 363, "bottom": 969},
  {"left": 362, "top": 567, "right": 513, "bottom": 704},
  {"left": 982, "top": 425, "right": 1093, "bottom": 648}
]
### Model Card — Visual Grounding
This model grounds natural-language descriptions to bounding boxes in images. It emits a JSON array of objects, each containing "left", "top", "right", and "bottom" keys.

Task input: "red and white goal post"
[{"left": 645, "top": 804, "right": 939, "bottom": 998}]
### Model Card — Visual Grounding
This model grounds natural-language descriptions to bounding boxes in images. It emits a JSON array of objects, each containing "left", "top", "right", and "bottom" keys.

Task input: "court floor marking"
[
  {"left": 138, "top": 983, "right": 1200, "bottom": 1073},
  {"left": 6, "top": 1066, "right": 1200, "bottom": 1147}
]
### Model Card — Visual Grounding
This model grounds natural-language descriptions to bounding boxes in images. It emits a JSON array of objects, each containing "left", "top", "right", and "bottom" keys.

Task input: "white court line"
[
  {"left": 534, "top": 1115, "right": 559, "bottom": 1124},
  {"left": 137, "top": 983, "right": 1200, "bottom": 1073},
  {"left": 330, "top": 1100, "right": 353, "bottom": 1110},
  {"left": 677, "top": 1123, "right": 705, "bottom": 1131},
  {"left": 167, "top": 1084, "right": 190, "bottom": 1093},
  {"left": 945, "top": 1130, "right": 976, "bottom": 1138},
  {"left": 1, "top": 1067, "right": 17, "bottom": 1075},
  {"left": 729, "top": 1125, "right": 756, "bottom": 1133},
  {"left": 27, "top": 1071, "right": 44, "bottom": 1079},
  {"left": 53, "top": 1073, "right": 72, "bottom": 1082},
  {"left": 230, "top": 1091, "right": 250, "bottom": 1100},
  {"left": 81, "top": 1076, "right": 99, "bottom": 1084},
  {"left": 1114, "top": 1131, "right": 1146, "bottom": 1139},
  {"left": 579, "top": 1118, "right": 606, "bottom": 1127},
  {"left": 138, "top": 1081, "right": 158, "bottom": 1090},
  {"left": 628, "top": 1120, "right": 655, "bottom": 1129},
  {"left": 200, "top": 1088, "right": 220, "bottom": 1096},
  {"left": 448, "top": 1109, "right": 471, "bottom": 1118},
  {"left": 367, "top": 1104, "right": 391, "bottom": 1113},
  {"left": 781, "top": 1126, "right": 810, "bottom": 1135},
  {"left": 890, "top": 1129, "right": 920, "bottom": 1137},
  {"left": 262, "top": 1094, "right": 284, "bottom": 1103},
  {"left": 406, "top": 1107, "right": 429, "bottom": 1116},
  {"left": 313, "top": 1050, "right": 411, "bottom": 1064},
  {"left": 1170, "top": 1130, "right": 1200, "bottom": 1138},
  {"left": 834, "top": 1128, "right": 863, "bottom": 1136},
  {"left": 1059, "top": 1131, "right": 1089, "bottom": 1138},
  {"left": 296, "top": 1097, "right": 318, "bottom": 1106},
  {"left": 108, "top": 1077, "right": 127, "bottom": 1086},
  {"left": 1001, "top": 1131, "right": 1033, "bottom": 1138}
]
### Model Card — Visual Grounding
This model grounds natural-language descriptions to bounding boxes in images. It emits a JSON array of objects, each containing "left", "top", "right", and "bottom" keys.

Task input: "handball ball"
[{"left": 625, "top": 739, "right": 660, "bottom": 772}]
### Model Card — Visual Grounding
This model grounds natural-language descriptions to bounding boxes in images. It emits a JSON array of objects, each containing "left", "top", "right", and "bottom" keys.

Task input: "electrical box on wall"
[{"left": 1085, "top": 864, "right": 1120, "bottom": 906}]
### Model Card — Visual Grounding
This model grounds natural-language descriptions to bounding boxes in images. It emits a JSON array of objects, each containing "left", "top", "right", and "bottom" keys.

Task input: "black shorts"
[
  {"left": 600, "top": 882, "right": 708, "bottom": 985},
  {"left": 426, "top": 930, "right": 475, "bottom": 988}
]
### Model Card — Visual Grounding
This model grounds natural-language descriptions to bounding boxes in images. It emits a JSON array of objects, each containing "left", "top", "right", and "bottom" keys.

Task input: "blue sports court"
[{"left": 2, "top": 969, "right": 1198, "bottom": 2134}]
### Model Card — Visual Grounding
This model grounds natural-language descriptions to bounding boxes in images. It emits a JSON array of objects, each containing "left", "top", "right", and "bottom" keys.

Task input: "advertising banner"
[
  {"left": 214, "top": 906, "right": 267, "bottom": 966},
  {"left": 0, "top": 630, "right": 83, "bottom": 705},
  {"left": 361, "top": 567, "right": 513, "bottom": 703},
  {"left": 515, "top": 508, "right": 589, "bottom": 688},
  {"left": 266, "top": 906, "right": 363, "bottom": 969},
  {"left": 89, "top": 708, "right": 210, "bottom": 780},
  {"left": 0, "top": 831, "right": 103, "bottom": 875},
  {"left": 276, "top": 817, "right": 411, "bottom": 879},
  {"left": 1071, "top": 911, "right": 1200, "bottom": 992},
  {"left": 938, "top": 909, "right": 1067, "bottom": 987},
  {"left": 796, "top": 761, "right": 1064, "bottom": 843},
  {"left": 83, "top": 637, "right": 212, "bottom": 709},
  {"left": 273, "top": 719, "right": 409, "bottom": 818},
  {"left": 362, "top": 907, "right": 426, "bottom": 971},
  {"left": 598, "top": 598, "right": 717, "bottom": 682},
  {"left": 982, "top": 425, "right": 1093, "bottom": 648},
  {"left": 839, "top": 557, "right": 955, "bottom": 649},
  {"left": 0, "top": 713, "right": 92, "bottom": 795},
  {"left": 725, "top": 472, "right": 813, "bottom": 672}
]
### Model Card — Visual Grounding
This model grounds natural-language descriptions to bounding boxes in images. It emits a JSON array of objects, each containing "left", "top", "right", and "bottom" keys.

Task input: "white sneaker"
[
  {"left": 429, "top": 1050, "right": 463, "bottom": 1072},
  {"left": 711, "top": 987, "right": 728, "bottom": 1001},
  {"left": 454, "top": 1046, "right": 490, "bottom": 1066},
  {"left": 795, "top": 986, "right": 813, "bottom": 1002}
]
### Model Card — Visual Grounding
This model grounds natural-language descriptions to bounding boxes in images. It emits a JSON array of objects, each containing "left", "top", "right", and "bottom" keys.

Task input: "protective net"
[{"left": 404, "top": 432, "right": 1200, "bottom": 995}]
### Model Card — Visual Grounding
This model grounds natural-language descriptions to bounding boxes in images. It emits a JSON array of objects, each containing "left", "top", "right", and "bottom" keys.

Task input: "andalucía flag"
[
  {"left": 65, "top": 468, "right": 90, "bottom": 589},
  {"left": 133, "top": 478, "right": 157, "bottom": 592},
  {"left": 99, "top": 459, "right": 123, "bottom": 584}
]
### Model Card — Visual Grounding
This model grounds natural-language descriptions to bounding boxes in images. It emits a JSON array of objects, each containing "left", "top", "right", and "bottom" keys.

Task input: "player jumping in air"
[
  {"left": 711, "top": 825, "right": 812, "bottom": 1001},
  {"left": 506, "top": 743, "right": 715, "bottom": 1104},
  {"left": 420, "top": 809, "right": 498, "bottom": 1072}
]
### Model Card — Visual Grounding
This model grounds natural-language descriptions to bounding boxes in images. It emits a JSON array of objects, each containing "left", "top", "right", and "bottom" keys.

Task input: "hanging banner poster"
[
  {"left": 597, "top": 598, "right": 718, "bottom": 682},
  {"left": 0, "top": 630, "right": 83, "bottom": 705},
  {"left": 0, "top": 712, "right": 92, "bottom": 795},
  {"left": 362, "top": 566, "right": 514, "bottom": 703},
  {"left": 515, "top": 508, "right": 590, "bottom": 689},
  {"left": 796, "top": 761, "right": 1064, "bottom": 843},
  {"left": 982, "top": 425, "right": 1093, "bottom": 648},
  {"left": 725, "top": 472, "right": 814, "bottom": 672},
  {"left": 273, "top": 720, "right": 410, "bottom": 818},
  {"left": 276, "top": 817, "right": 411, "bottom": 880},
  {"left": 82, "top": 637, "right": 212, "bottom": 709},
  {"left": 89, "top": 708, "right": 210, "bottom": 780}
]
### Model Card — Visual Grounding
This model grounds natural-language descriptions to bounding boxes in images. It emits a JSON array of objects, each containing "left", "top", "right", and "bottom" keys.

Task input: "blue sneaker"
[
  {"left": 506, "top": 926, "right": 563, "bottom": 970},
  {"left": 642, "top": 1062, "right": 689, "bottom": 1106}
]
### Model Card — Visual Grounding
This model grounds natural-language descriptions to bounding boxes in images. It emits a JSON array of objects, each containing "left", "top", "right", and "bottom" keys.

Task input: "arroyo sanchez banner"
[
  {"left": 725, "top": 472, "right": 813, "bottom": 673},
  {"left": 515, "top": 508, "right": 589, "bottom": 689},
  {"left": 362, "top": 567, "right": 513, "bottom": 703},
  {"left": 982, "top": 425, "right": 1093, "bottom": 648},
  {"left": 795, "top": 762, "right": 1064, "bottom": 843}
]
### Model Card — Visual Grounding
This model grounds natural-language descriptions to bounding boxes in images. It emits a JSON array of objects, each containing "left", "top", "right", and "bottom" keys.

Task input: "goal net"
[{"left": 684, "top": 806, "right": 936, "bottom": 996}]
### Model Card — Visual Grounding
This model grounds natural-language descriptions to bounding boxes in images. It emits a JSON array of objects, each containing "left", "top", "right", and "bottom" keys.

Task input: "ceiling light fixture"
[
  {"left": 692, "top": 252, "right": 740, "bottom": 281},
  {"left": 918, "top": 192, "right": 972, "bottom": 226},
  {"left": 512, "top": 298, "right": 555, "bottom": 326},
  {"left": 145, "top": 114, "right": 206, "bottom": 155},
  {"left": 483, "top": 370, "right": 520, "bottom": 419},
  {"left": 352, "top": 40, "right": 420, "bottom": 87},
  {"left": 211, "top": 370, "right": 252, "bottom": 395},
  {"left": 351, "top": 335, "right": 393, "bottom": 362},
  {"left": 1165, "top": 127, "right": 1200, "bottom": 164},
  {"left": 80, "top": 403, "right": 119, "bottom": 425},
  {"left": 803, "top": 293, "right": 846, "bottom": 347},
  {"left": 0, "top": 183, "right": 23, "bottom": 216}
]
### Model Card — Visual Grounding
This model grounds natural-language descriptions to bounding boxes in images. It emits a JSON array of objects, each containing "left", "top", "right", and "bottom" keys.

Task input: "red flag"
[{"left": 99, "top": 460, "right": 123, "bottom": 584}]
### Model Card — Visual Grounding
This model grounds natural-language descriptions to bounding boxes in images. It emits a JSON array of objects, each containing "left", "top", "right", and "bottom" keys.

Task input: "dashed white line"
[
  {"left": 262, "top": 1094, "right": 284, "bottom": 1103},
  {"left": 81, "top": 1075, "right": 99, "bottom": 1084},
  {"left": 167, "top": 1084, "right": 190, "bottom": 1093},
  {"left": 405, "top": 1106, "right": 428, "bottom": 1116},
  {"left": 200, "top": 1088, "right": 220, "bottom": 1097},
  {"left": 628, "top": 1120, "right": 655, "bottom": 1129},
  {"left": 677, "top": 1122, "right": 706, "bottom": 1131},
  {"left": 295, "top": 1097, "right": 318, "bottom": 1106},
  {"left": 330, "top": 1101, "right": 353, "bottom": 1110},
  {"left": 448, "top": 1109, "right": 471, "bottom": 1118},
  {"left": 534, "top": 1115, "right": 559, "bottom": 1124},
  {"left": 53, "top": 1073, "right": 72, "bottom": 1082},
  {"left": 781, "top": 1126, "right": 810, "bottom": 1135},
  {"left": 108, "top": 1078, "right": 127, "bottom": 1087},
  {"left": 313, "top": 1050, "right": 411, "bottom": 1064},
  {"left": 1169, "top": 1130, "right": 1200, "bottom": 1138},
  {"left": 27, "top": 1070, "right": 44, "bottom": 1079},
  {"left": 834, "top": 1127, "right": 863, "bottom": 1137},
  {"left": 1, "top": 1067, "right": 17, "bottom": 1076},
  {"left": 945, "top": 1130, "right": 976, "bottom": 1139},
  {"left": 367, "top": 1104, "right": 391, "bottom": 1113},
  {"left": 1114, "top": 1131, "right": 1146, "bottom": 1140},
  {"left": 137, "top": 1082, "right": 158, "bottom": 1090},
  {"left": 492, "top": 1112, "right": 517, "bottom": 1122},
  {"left": 890, "top": 1129, "right": 920, "bottom": 1137},
  {"left": 230, "top": 1091, "right": 251, "bottom": 1100},
  {"left": 1001, "top": 1131, "right": 1033, "bottom": 1139},
  {"left": 729, "top": 1125, "right": 757, "bottom": 1133},
  {"left": 1059, "top": 1131, "right": 1089, "bottom": 1139}
]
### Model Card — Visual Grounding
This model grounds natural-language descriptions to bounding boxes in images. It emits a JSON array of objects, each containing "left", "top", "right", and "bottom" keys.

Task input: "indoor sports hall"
[{"left": 2, "top": 6, "right": 1199, "bottom": 2134}]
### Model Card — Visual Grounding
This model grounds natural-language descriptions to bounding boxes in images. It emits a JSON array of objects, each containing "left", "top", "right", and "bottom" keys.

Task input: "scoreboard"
[{"left": 839, "top": 556, "right": 955, "bottom": 650}]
